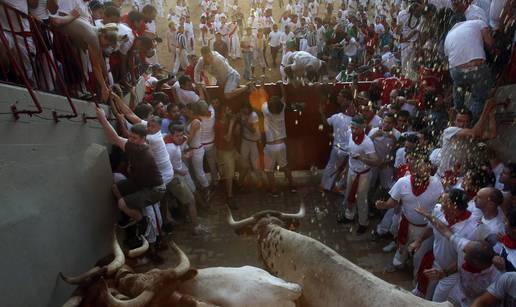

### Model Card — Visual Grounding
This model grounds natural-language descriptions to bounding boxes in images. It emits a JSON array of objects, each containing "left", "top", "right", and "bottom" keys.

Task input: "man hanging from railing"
[{"left": 50, "top": 12, "right": 118, "bottom": 102}]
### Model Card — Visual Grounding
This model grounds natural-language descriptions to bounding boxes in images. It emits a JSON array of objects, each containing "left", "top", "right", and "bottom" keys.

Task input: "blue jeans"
[
  {"left": 242, "top": 51, "right": 252, "bottom": 80},
  {"left": 450, "top": 64, "right": 493, "bottom": 121}
]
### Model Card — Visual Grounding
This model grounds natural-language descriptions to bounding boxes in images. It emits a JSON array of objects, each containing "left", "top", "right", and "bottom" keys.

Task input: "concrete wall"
[
  {"left": 492, "top": 84, "right": 516, "bottom": 162},
  {"left": 0, "top": 84, "right": 117, "bottom": 307}
]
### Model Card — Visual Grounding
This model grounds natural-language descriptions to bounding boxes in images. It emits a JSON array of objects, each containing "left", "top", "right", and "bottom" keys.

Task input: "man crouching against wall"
[{"left": 96, "top": 107, "right": 166, "bottom": 238}]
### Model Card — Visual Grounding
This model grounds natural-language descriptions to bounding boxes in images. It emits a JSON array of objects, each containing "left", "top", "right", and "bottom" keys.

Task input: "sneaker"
[
  {"left": 270, "top": 190, "right": 280, "bottom": 198},
  {"left": 356, "top": 225, "right": 368, "bottom": 234},
  {"left": 382, "top": 241, "right": 397, "bottom": 253},
  {"left": 288, "top": 185, "right": 297, "bottom": 193},
  {"left": 193, "top": 224, "right": 210, "bottom": 235},
  {"left": 384, "top": 262, "right": 404, "bottom": 273},
  {"left": 371, "top": 229, "right": 381, "bottom": 241},
  {"left": 336, "top": 213, "right": 353, "bottom": 224}
]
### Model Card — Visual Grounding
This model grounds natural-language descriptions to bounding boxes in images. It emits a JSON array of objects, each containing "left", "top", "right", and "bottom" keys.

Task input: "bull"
[
  {"left": 227, "top": 203, "right": 453, "bottom": 307},
  {"left": 60, "top": 232, "right": 301, "bottom": 307}
]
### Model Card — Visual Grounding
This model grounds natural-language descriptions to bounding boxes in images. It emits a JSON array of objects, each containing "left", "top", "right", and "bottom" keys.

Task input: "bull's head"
[
  {"left": 61, "top": 239, "right": 218, "bottom": 307},
  {"left": 226, "top": 203, "right": 306, "bottom": 237}
]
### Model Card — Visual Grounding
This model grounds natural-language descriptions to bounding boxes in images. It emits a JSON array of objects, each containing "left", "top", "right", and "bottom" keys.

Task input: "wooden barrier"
[{"left": 204, "top": 82, "right": 373, "bottom": 170}]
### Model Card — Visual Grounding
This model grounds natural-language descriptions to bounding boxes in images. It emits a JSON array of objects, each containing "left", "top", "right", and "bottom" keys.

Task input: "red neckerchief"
[
  {"left": 462, "top": 262, "right": 483, "bottom": 274},
  {"left": 410, "top": 175, "right": 430, "bottom": 197},
  {"left": 466, "top": 190, "right": 477, "bottom": 200},
  {"left": 500, "top": 235, "right": 516, "bottom": 249},
  {"left": 352, "top": 131, "right": 365, "bottom": 145},
  {"left": 445, "top": 210, "right": 472, "bottom": 227},
  {"left": 396, "top": 164, "right": 411, "bottom": 180}
]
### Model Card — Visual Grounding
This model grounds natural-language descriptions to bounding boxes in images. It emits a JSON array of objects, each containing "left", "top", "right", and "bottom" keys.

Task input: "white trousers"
[
  {"left": 320, "top": 147, "right": 347, "bottom": 191},
  {"left": 191, "top": 147, "right": 209, "bottom": 188}
]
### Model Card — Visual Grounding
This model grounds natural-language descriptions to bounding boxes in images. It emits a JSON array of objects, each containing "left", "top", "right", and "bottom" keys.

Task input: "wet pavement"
[{"left": 144, "top": 172, "right": 413, "bottom": 290}]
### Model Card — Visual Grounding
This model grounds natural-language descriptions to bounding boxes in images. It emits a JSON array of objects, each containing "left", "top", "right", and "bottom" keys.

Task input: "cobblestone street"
[{"left": 148, "top": 173, "right": 413, "bottom": 291}]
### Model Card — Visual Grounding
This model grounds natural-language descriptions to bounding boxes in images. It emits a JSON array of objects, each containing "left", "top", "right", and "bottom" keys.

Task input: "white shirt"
[
  {"left": 397, "top": 9, "right": 419, "bottom": 46},
  {"left": 389, "top": 175, "right": 444, "bottom": 225},
  {"left": 341, "top": 37, "right": 359, "bottom": 57},
  {"left": 428, "top": 0, "right": 452, "bottom": 9},
  {"left": 29, "top": 0, "right": 49, "bottom": 20},
  {"left": 348, "top": 135, "right": 376, "bottom": 173},
  {"left": 173, "top": 81, "right": 200, "bottom": 105},
  {"left": 368, "top": 127, "right": 401, "bottom": 162},
  {"left": 451, "top": 234, "right": 501, "bottom": 306},
  {"left": 394, "top": 147, "right": 407, "bottom": 169},
  {"left": 444, "top": 20, "right": 488, "bottom": 68},
  {"left": 465, "top": 4, "right": 488, "bottom": 22},
  {"left": 382, "top": 51, "right": 398, "bottom": 69},
  {"left": 489, "top": 0, "right": 506, "bottom": 29},
  {"left": 327, "top": 113, "right": 352, "bottom": 152},
  {"left": 242, "top": 111, "right": 261, "bottom": 141},
  {"left": 146, "top": 131, "right": 174, "bottom": 184},
  {"left": 432, "top": 204, "right": 479, "bottom": 270},
  {"left": 262, "top": 102, "right": 286, "bottom": 142},
  {"left": 269, "top": 30, "right": 282, "bottom": 47},
  {"left": 368, "top": 115, "right": 382, "bottom": 129},
  {"left": 166, "top": 143, "right": 186, "bottom": 178},
  {"left": 200, "top": 105, "right": 216, "bottom": 145},
  {"left": 194, "top": 51, "right": 238, "bottom": 84},
  {"left": 0, "top": 0, "right": 29, "bottom": 31},
  {"left": 57, "top": 0, "right": 90, "bottom": 20},
  {"left": 117, "top": 23, "right": 135, "bottom": 55}
]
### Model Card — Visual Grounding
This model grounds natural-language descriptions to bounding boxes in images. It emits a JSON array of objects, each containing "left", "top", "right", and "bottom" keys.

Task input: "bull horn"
[
  {"left": 127, "top": 236, "right": 149, "bottom": 258},
  {"left": 279, "top": 202, "right": 306, "bottom": 220},
  {"left": 103, "top": 279, "right": 154, "bottom": 307},
  {"left": 106, "top": 229, "right": 125, "bottom": 274},
  {"left": 61, "top": 295, "right": 83, "bottom": 307},
  {"left": 160, "top": 242, "right": 191, "bottom": 277},
  {"left": 59, "top": 266, "right": 104, "bottom": 285},
  {"left": 226, "top": 206, "right": 256, "bottom": 229},
  {"left": 60, "top": 229, "right": 125, "bottom": 284}
]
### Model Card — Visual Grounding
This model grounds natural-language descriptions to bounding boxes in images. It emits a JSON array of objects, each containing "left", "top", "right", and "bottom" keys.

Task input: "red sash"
[
  {"left": 346, "top": 169, "right": 370, "bottom": 204},
  {"left": 397, "top": 214, "right": 427, "bottom": 247},
  {"left": 416, "top": 250, "right": 435, "bottom": 296},
  {"left": 501, "top": 235, "right": 516, "bottom": 249}
]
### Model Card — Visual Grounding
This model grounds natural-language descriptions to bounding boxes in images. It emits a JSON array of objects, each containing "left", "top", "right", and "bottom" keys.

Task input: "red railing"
[{"left": 0, "top": 3, "right": 80, "bottom": 121}]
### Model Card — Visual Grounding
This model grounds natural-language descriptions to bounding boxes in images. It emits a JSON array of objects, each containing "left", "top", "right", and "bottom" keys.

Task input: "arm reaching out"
[{"left": 96, "top": 107, "right": 127, "bottom": 150}]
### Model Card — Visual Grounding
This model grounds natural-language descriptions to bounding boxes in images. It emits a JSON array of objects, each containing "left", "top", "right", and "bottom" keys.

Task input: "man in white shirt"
[
  {"left": 472, "top": 272, "right": 516, "bottom": 307},
  {"left": 262, "top": 83, "right": 296, "bottom": 196},
  {"left": 444, "top": 18, "right": 494, "bottom": 120},
  {"left": 319, "top": 88, "right": 354, "bottom": 192},
  {"left": 376, "top": 154, "right": 444, "bottom": 271},
  {"left": 269, "top": 24, "right": 282, "bottom": 66},
  {"left": 452, "top": 0, "right": 488, "bottom": 22},
  {"left": 409, "top": 189, "right": 480, "bottom": 300},
  {"left": 165, "top": 124, "right": 208, "bottom": 235},
  {"left": 437, "top": 101, "right": 496, "bottom": 178},
  {"left": 368, "top": 113, "right": 401, "bottom": 197},
  {"left": 474, "top": 187, "right": 506, "bottom": 240},
  {"left": 172, "top": 75, "right": 200, "bottom": 105},
  {"left": 194, "top": 46, "right": 252, "bottom": 100},
  {"left": 283, "top": 50, "right": 325, "bottom": 86},
  {"left": 418, "top": 208, "right": 500, "bottom": 307},
  {"left": 340, "top": 33, "right": 360, "bottom": 67},
  {"left": 338, "top": 116, "right": 379, "bottom": 234}
]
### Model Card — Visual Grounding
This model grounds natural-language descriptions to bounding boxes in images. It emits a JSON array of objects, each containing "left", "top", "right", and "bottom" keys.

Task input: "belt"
[
  {"left": 190, "top": 145, "right": 203, "bottom": 150},
  {"left": 202, "top": 141, "right": 214, "bottom": 146},
  {"left": 242, "top": 137, "right": 259, "bottom": 142},
  {"left": 266, "top": 139, "right": 285, "bottom": 145}
]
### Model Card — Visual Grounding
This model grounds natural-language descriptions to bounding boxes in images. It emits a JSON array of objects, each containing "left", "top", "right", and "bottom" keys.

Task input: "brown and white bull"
[
  {"left": 227, "top": 203, "right": 453, "bottom": 307},
  {"left": 60, "top": 232, "right": 301, "bottom": 307}
]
